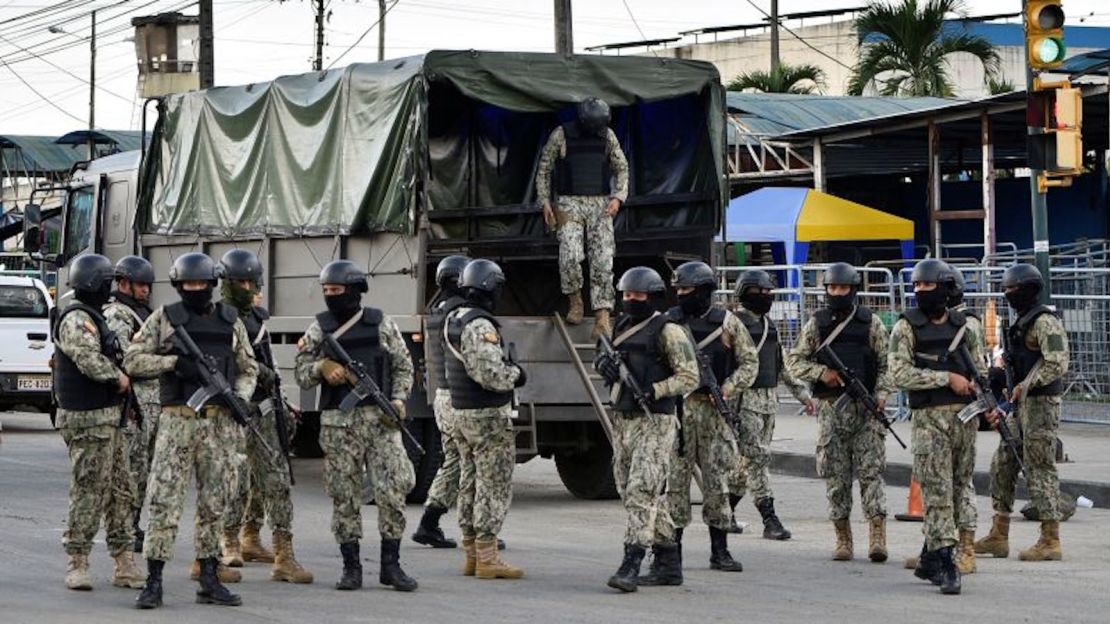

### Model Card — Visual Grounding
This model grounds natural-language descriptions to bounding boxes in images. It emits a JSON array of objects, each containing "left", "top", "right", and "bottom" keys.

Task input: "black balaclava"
[
  {"left": 178, "top": 285, "right": 214, "bottom": 314},
  {"left": 678, "top": 285, "right": 713, "bottom": 317},
  {"left": 916, "top": 285, "right": 950, "bottom": 320},
  {"left": 827, "top": 289, "right": 855, "bottom": 314},
  {"left": 76, "top": 281, "right": 112, "bottom": 310},
  {"left": 740, "top": 289, "right": 773, "bottom": 316},
  {"left": 325, "top": 287, "right": 363, "bottom": 320},
  {"left": 1005, "top": 284, "right": 1040, "bottom": 313},
  {"left": 624, "top": 297, "right": 653, "bottom": 321}
]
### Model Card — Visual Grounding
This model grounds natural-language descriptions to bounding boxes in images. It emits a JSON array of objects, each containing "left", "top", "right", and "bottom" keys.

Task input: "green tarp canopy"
[{"left": 141, "top": 49, "right": 725, "bottom": 236}]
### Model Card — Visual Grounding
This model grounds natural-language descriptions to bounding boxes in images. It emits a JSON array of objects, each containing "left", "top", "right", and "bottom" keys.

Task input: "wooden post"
[
  {"left": 812, "top": 138, "right": 826, "bottom": 193},
  {"left": 981, "top": 110, "right": 996, "bottom": 258},
  {"left": 928, "top": 121, "right": 941, "bottom": 257}
]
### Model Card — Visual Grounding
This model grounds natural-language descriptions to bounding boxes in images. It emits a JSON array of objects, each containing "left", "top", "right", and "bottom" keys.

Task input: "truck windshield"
[
  {"left": 0, "top": 285, "right": 48, "bottom": 318},
  {"left": 64, "top": 186, "right": 95, "bottom": 260}
]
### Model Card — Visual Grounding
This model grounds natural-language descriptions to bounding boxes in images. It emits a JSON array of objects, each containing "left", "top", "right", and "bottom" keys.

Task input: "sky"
[{"left": 1, "top": 0, "right": 1108, "bottom": 136}]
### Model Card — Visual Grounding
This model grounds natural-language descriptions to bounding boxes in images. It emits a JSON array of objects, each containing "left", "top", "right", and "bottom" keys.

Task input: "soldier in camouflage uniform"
[
  {"left": 219, "top": 250, "right": 312, "bottom": 583},
  {"left": 294, "top": 260, "right": 418, "bottom": 592},
  {"left": 442, "top": 259, "right": 525, "bottom": 580},
  {"left": 975, "top": 264, "right": 1068, "bottom": 563},
  {"left": 54, "top": 254, "right": 145, "bottom": 591},
  {"left": 786, "top": 262, "right": 893, "bottom": 563},
  {"left": 103, "top": 256, "right": 157, "bottom": 555},
  {"left": 889, "top": 259, "right": 987, "bottom": 595},
  {"left": 127, "top": 253, "right": 259, "bottom": 609},
  {"left": 593, "top": 267, "right": 700, "bottom": 593},
  {"left": 729, "top": 270, "right": 815, "bottom": 541},
  {"left": 536, "top": 96, "right": 629, "bottom": 340},
  {"left": 655, "top": 261, "right": 756, "bottom": 577}
]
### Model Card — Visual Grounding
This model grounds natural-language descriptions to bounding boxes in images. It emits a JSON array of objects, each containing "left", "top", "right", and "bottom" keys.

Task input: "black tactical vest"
[
  {"left": 317, "top": 308, "right": 393, "bottom": 410},
  {"left": 109, "top": 291, "right": 151, "bottom": 330},
  {"left": 445, "top": 307, "right": 514, "bottom": 410},
  {"left": 669, "top": 306, "right": 734, "bottom": 392},
  {"left": 53, "top": 302, "right": 123, "bottom": 411},
  {"left": 160, "top": 301, "right": 238, "bottom": 407},
  {"left": 1007, "top": 305, "right": 1063, "bottom": 397},
  {"left": 741, "top": 311, "right": 782, "bottom": 389},
  {"left": 813, "top": 306, "right": 878, "bottom": 398},
  {"left": 554, "top": 121, "right": 612, "bottom": 197},
  {"left": 239, "top": 306, "right": 271, "bottom": 401},
  {"left": 612, "top": 313, "right": 678, "bottom": 414},
  {"left": 425, "top": 295, "right": 468, "bottom": 392},
  {"left": 902, "top": 308, "right": 974, "bottom": 409}
]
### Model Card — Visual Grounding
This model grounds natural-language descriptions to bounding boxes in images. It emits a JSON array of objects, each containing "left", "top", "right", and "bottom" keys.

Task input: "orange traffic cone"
[{"left": 895, "top": 476, "right": 924, "bottom": 522}]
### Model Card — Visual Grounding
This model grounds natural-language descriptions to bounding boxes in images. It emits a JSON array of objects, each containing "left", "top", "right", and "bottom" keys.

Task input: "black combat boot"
[
  {"left": 336, "top": 542, "right": 363, "bottom": 590},
  {"left": 134, "top": 559, "right": 164, "bottom": 609},
  {"left": 412, "top": 505, "right": 457, "bottom": 549},
  {"left": 637, "top": 542, "right": 683, "bottom": 586},
  {"left": 195, "top": 557, "right": 242, "bottom": 606},
  {"left": 727, "top": 494, "right": 744, "bottom": 534},
  {"left": 756, "top": 497, "right": 792, "bottom": 541},
  {"left": 913, "top": 542, "right": 941, "bottom": 585},
  {"left": 674, "top": 527, "right": 684, "bottom": 569},
  {"left": 379, "top": 538, "right": 418, "bottom": 592},
  {"left": 709, "top": 526, "right": 744, "bottom": 572},
  {"left": 936, "top": 546, "right": 962, "bottom": 595},
  {"left": 132, "top": 509, "right": 145, "bottom": 553},
  {"left": 607, "top": 543, "right": 647, "bottom": 593}
]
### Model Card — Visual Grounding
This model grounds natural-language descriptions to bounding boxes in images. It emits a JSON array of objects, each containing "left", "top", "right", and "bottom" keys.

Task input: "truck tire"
[
  {"left": 405, "top": 417, "right": 444, "bottom": 504},
  {"left": 555, "top": 444, "right": 619, "bottom": 500}
]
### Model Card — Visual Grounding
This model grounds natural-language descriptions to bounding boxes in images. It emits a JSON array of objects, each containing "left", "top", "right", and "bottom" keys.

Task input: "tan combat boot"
[
  {"left": 222, "top": 527, "right": 244, "bottom": 567},
  {"left": 956, "top": 529, "right": 977, "bottom": 574},
  {"left": 241, "top": 522, "right": 274, "bottom": 563},
  {"left": 566, "top": 291, "right": 585, "bottom": 325},
  {"left": 65, "top": 553, "right": 93, "bottom": 590},
  {"left": 462, "top": 537, "right": 477, "bottom": 576},
  {"left": 591, "top": 309, "right": 612, "bottom": 342},
  {"left": 868, "top": 516, "right": 888, "bottom": 563},
  {"left": 832, "top": 519, "right": 853, "bottom": 561},
  {"left": 271, "top": 531, "right": 314, "bottom": 584},
  {"left": 190, "top": 558, "right": 242, "bottom": 583},
  {"left": 475, "top": 537, "right": 523, "bottom": 579},
  {"left": 1019, "top": 520, "right": 1062, "bottom": 561},
  {"left": 903, "top": 555, "right": 919, "bottom": 569},
  {"left": 974, "top": 513, "right": 1010, "bottom": 558},
  {"left": 111, "top": 550, "right": 146, "bottom": 588}
]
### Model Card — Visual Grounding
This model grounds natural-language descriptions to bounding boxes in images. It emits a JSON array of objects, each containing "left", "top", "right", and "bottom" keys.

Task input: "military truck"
[{"left": 23, "top": 50, "right": 727, "bottom": 501}]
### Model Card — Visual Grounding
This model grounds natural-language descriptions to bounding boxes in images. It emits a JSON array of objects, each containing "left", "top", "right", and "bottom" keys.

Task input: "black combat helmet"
[
  {"left": 670, "top": 261, "right": 716, "bottom": 289},
  {"left": 459, "top": 259, "right": 505, "bottom": 312},
  {"left": 1002, "top": 263, "right": 1044, "bottom": 290},
  {"left": 114, "top": 255, "right": 155, "bottom": 285},
  {"left": 221, "top": 249, "right": 264, "bottom": 286},
  {"left": 737, "top": 269, "right": 775, "bottom": 294},
  {"left": 435, "top": 255, "right": 471, "bottom": 289},
  {"left": 319, "top": 260, "right": 368, "bottom": 293},
  {"left": 577, "top": 97, "right": 611, "bottom": 137},
  {"left": 169, "top": 252, "right": 221, "bottom": 285},
  {"left": 822, "top": 262, "right": 861, "bottom": 287},
  {"left": 910, "top": 258, "right": 953, "bottom": 285},
  {"left": 617, "top": 267, "right": 666, "bottom": 295},
  {"left": 69, "top": 253, "right": 116, "bottom": 292}
]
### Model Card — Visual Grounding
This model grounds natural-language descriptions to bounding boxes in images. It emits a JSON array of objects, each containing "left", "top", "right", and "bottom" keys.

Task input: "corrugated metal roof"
[
  {"left": 0, "top": 135, "right": 84, "bottom": 174},
  {"left": 53, "top": 130, "right": 147, "bottom": 151},
  {"left": 727, "top": 92, "right": 960, "bottom": 136}
]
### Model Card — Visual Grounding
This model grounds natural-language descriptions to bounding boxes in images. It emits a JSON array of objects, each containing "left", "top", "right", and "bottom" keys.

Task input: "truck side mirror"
[{"left": 22, "top": 203, "right": 41, "bottom": 254}]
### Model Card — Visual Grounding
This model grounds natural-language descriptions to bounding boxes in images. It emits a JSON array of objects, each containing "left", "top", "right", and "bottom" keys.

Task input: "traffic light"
[
  {"left": 1025, "top": 1, "right": 1066, "bottom": 69},
  {"left": 1028, "top": 79, "right": 1084, "bottom": 190}
]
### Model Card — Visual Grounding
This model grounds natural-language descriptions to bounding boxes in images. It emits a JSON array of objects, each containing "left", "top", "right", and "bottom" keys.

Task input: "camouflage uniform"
[
  {"left": 425, "top": 388, "right": 461, "bottom": 510},
  {"left": 610, "top": 322, "right": 700, "bottom": 547},
  {"left": 124, "top": 307, "right": 258, "bottom": 562},
  {"left": 56, "top": 308, "right": 134, "bottom": 557},
  {"left": 730, "top": 307, "right": 812, "bottom": 502},
  {"left": 786, "top": 313, "right": 893, "bottom": 521},
  {"left": 446, "top": 306, "right": 520, "bottom": 541},
  {"left": 294, "top": 315, "right": 415, "bottom": 542},
  {"left": 888, "top": 316, "right": 986, "bottom": 551},
  {"left": 989, "top": 313, "right": 1068, "bottom": 520},
  {"left": 668, "top": 310, "right": 758, "bottom": 531},
  {"left": 955, "top": 308, "right": 985, "bottom": 532},
  {"left": 535, "top": 125, "right": 629, "bottom": 311}
]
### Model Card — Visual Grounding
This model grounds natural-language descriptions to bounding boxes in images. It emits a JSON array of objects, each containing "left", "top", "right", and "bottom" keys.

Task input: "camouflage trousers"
[
  {"left": 554, "top": 195, "right": 615, "bottom": 311},
  {"left": 225, "top": 407, "right": 294, "bottom": 533},
  {"left": 612, "top": 410, "right": 678, "bottom": 547},
  {"left": 729, "top": 407, "right": 776, "bottom": 502},
  {"left": 126, "top": 401, "right": 161, "bottom": 516},
  {"left": 989, "top": 396, "right": 1062, "bottom": 521},
  {"left": 144, "top": 408, "right": 237, "bottom": 562},
  {"left": 320, "top": 407, "right": 415, "bottom": 542},
  {"left": 911, "top": 406, "right": 977, "bottom": 551},
  {"left": 815, "top": 399, "right": 887, "bottom": 521},
  {"left": 426, "top": 388, "right": 461, "bottom": 510},
  {"left": 61, "top": 419, "right": 134, "bottom": 556},
  {"left": 667, "top": 395, "right": 739, "bottom": 530},
  {"left": 454, "top": 407, "right": 515, "bottom": 541}
]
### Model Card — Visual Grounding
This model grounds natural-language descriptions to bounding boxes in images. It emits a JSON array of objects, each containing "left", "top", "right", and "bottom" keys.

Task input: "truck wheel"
[
  {"left": 406, "top": 417, "right": 444, "bottom": 504},
  {"left": 555, "top": 444, "right": 619, "bottom": 500}
]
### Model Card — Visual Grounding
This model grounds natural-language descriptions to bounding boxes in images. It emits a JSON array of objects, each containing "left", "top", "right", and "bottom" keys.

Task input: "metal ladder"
[{"left": 552, "top": 312, "right": 614, "bottom": 446}]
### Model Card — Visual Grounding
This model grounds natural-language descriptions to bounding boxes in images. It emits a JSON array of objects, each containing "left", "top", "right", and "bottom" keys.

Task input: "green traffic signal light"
[{"left": 1035, "top": 37, "right": 1066, "bottom": 64}]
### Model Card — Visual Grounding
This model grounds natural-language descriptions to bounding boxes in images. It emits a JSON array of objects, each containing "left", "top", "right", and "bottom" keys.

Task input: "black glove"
[
  {"left": 594, "top": 352, "right": 621, "bottom": 385},
  {"left": 174, "top": 355, "right": 200, "bottom": 381},
  {"left": 514, "top": 365, "right": 528, "bottom": 388}
]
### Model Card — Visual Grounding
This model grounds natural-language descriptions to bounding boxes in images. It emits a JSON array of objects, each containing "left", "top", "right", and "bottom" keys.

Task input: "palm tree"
[
  {"left": 848, "top": 0, "right": 1001, "bottom": 97},
  {"left": 988, "top": 77, "right": 1015, "bottom": 95},
  {"left": 729, "top": 62, "right": 826, "bottom": 94}
]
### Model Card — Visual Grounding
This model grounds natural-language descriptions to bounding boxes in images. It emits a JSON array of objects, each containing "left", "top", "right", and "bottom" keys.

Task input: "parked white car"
[{"left": 0, "top": 276, "right": 54, "bottom": 418}]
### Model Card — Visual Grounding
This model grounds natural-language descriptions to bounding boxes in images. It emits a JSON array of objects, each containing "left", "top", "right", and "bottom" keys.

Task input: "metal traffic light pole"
[{"left": 1023, "top": 0, "right": 1053, "bottom": 302}]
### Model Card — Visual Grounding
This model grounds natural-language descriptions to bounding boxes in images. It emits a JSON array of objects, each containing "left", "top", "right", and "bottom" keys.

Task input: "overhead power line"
[
  {"left": 325, "top": 0, "right": 397, "bottom": 69},
  {"left": 0, "top": 57, "right": 87, "bottom": 124},
  {"left": 742, "top": 0, "right": 855, "bottom": 71}
]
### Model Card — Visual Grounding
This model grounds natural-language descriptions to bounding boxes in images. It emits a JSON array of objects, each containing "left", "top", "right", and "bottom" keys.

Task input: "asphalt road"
[{"left": 2, "top": 411, "right": 1108, "bottom": 624}]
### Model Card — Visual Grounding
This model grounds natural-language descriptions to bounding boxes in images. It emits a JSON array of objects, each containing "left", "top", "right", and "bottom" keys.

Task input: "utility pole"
[
  {"left": 1022, "top": 0, "right": 1051, "bottom": 299},
  {"left": 770, "top": 0, "right": 780, "bottom": 72},
  {"left": 314, "top": 0, "right": 325, "bottom": 70},
  {"left": 554, "top": 0, "right": 573, "bottom": 56},
  {"left": 199, "top": 0, "right": 214, "bottom": 88},
  {"left": 88, "top": 10, "right": 96, "bottom": 159},
  {"left": 378, "top": 0, "right": 386, "bottom": 61}
]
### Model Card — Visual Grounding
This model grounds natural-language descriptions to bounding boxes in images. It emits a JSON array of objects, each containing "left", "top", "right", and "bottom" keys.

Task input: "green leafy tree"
[{"left": 729, "top": 62, "right": 827, "bottom": 94}]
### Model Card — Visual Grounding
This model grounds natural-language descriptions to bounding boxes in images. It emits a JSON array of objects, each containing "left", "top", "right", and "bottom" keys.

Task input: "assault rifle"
[
  {"left": 319, "top": 334, "right": 425, "bottom": 456},
  {"left": 692, "top": 348, "right": 741, "bottom": 434},
  {"left": 955, "top": 344, "right": 1026, "bottom": 476},
  {"left": 108, "top": 332, "right": 141, "bottom": 430},
  {"left": 256, "top": 338, "right": 297, "bottom": 485},
  {"left": 815, "top": 345, "right": 907, "bottom": 449},
  {"left": 597, "top": 334, "right": 654, "bottom": 419}
]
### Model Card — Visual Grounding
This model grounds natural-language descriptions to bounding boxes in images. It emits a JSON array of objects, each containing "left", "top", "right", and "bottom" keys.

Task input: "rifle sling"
[
  {"left": 816, "top": 305, "right": 857, "bottom": 352},
  {"left": 612, "top": 312, "right": 660, "bottom": 347}
]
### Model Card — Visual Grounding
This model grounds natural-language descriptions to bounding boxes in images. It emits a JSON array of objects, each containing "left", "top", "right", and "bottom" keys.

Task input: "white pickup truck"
[{"left": 0, "top": 276, "right": 54, "bottom": 419}]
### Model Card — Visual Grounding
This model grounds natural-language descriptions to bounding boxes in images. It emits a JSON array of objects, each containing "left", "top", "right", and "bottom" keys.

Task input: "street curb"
[{"left": 770, "top": 450, "right": 1108, "bottom": 509}]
